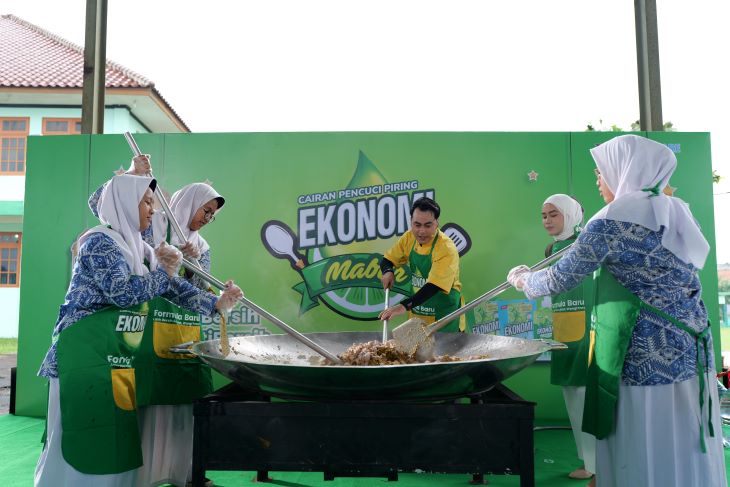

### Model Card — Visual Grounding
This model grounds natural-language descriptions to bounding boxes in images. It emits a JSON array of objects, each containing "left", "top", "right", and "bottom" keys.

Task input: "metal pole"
[
  {"left": 427, "top": 244, "right": 573, "bottom": 334},
  {"left": 634, "top": 0, "right": 664, "bottom": 131},
  {"left": 382, "top": 288, "right": 390, "bottom": 342},
  {"left": 181, "top": 259, "right": 342, "bottom": 363},
  {"left": 124, "top": 132, "right": 196, "bottom": 267},
  {"left": 81, "top": 0, "right": 108, "bottom": 134},
  {"left": 123, "top": 133, "right": 342, "bottom": 363}
]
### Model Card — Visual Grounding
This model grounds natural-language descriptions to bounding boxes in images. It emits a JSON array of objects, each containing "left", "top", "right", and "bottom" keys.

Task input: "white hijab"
[
  {"left": 153, "top": 182, "right": 224, "bottom": 254},
  {"left": 81, "top": 174, "right": 158, "bottom": 276},
  {"left": 543, "top": 194, "right": 583, "bottom": 241},
  {"left": 588, "top": 134, "right": 709, "bottom": 269}
]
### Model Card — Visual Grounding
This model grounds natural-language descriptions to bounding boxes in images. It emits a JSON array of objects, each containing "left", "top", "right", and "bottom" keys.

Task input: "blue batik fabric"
[
  {"left": 186, "top": 249, "right": 212, "bottom": 290},
  {"left": 524, "top": 218, "right": 712, "bottom": 386},
  {"left": 38, "top": 232, "right": 218, "bottom": 379}
]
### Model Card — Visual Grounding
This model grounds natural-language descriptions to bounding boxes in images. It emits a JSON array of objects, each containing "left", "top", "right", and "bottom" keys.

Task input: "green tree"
[
  {"left": 586, "top": 119, "right": 620, "bottom": 131},
  {"left": 584, "top": 121, "right": 719, "bottom": 183},
  {"left": 630, "top": 120, "right": 675, "bottom": 131},
  {"left": 586, "top": 120, "right": 675, "bottom": 132}
]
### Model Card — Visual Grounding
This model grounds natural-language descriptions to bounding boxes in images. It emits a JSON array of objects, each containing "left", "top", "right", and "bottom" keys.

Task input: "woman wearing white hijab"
[
  {"left": 89, "top": 154, "right": 161, "bottom": 248},
  {"left": 90, "top": 169, "right": 234, "bottom": 487},
  {"left": 35, "top": 175, "right": 241, "bottom": 487},
  {"left": 542, "top": 194, "right": 583, "bottom": 249},
  {"left": 87, "top": 155, "right": 200, "bottom": 261},
  {"left": 507, "top": 135, "right": 725, "bottom": 486},
  {"left": 137, "top": 183, "right": 232, "bottom": 487},
  {"left": 151, "top": 182, "right": 225, "bottom": 290},
  {"left": 91, "top": 171, "right": 225, "bottom": 290},
  {"left": 541, "top": 194, "right": 596, "bottom": 484}
]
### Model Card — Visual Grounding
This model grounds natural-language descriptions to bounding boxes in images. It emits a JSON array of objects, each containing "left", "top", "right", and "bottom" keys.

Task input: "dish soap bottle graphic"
[{"left": 307, "top": 151, "right": 403, "bottom": 319}]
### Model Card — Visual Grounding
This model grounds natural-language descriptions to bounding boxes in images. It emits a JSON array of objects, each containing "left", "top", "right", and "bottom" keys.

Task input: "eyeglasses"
[
  {"left": 202, "top": 208, "right": 216, "bottom": 223},
  {"left": 594, "top": 168, "right": 601, "bottom": 179}
]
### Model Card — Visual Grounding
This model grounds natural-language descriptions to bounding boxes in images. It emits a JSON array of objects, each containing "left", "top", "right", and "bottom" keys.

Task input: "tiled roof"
[
  {"left": 0, "top": 14, "right": 151, "bottom": 88},
  {"left": 0, "top": 14, "right": 189, "bottom": 131}
]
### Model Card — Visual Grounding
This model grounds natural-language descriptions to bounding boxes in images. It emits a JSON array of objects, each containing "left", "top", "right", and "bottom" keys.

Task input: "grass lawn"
[{"left": 0, "top": 338, "right": 18, "bottom": 355}]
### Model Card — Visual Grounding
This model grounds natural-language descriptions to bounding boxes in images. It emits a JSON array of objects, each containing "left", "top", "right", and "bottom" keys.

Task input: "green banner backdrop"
[{"left": 15, "top": 132, "right": 719, "bottom": 420}]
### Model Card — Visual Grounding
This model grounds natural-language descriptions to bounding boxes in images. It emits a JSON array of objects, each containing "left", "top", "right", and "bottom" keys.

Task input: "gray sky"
[{"left": 4, "top": 0, "right": 730, "bottom": 262}]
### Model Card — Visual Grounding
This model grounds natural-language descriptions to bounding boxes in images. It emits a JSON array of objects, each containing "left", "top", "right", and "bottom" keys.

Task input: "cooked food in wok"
[
  {"left": 185, "top": 332, "right": 557, "bottom": 400},
  {"left": 338, "top": 340, "right": 415, "bottom": 365},
  {"left": 222, "top": 338, "right": 489, "bottom": 366},
  {"left": 338, "top": 339, "right": 489, "bottom": 366}
]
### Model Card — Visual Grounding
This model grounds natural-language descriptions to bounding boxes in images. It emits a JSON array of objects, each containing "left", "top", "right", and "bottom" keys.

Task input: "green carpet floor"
[{"left": 1, "top": 414, "right": 729, "bottom": 486}]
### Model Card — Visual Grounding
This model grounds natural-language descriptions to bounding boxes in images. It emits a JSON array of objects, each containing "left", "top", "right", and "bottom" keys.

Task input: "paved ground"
[{"left": 0, "top": 353, "right": 17, "bottom": 415}]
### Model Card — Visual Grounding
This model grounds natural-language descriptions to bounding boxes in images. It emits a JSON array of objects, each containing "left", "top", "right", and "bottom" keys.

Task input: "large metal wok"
[{"left": 184, "top": 331, "right": 557, "bottom": 401}]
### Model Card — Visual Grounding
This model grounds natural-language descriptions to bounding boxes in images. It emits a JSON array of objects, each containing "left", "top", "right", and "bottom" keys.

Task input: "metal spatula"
[
  {"left": 382, "top": 288, "right": 390, "bottom": 342},
  {"left": 392, "top": 243, "right": 574, "bottom": 361}
]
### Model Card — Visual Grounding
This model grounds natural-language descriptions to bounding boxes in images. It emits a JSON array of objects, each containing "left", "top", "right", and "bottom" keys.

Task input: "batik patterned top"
[
  {"left": 187, "top": 249, "right": 212, "bottom": 290},
  {"left": 89, "top": 182, "right": 212, "bottom": 289},
  {"left": 523, "top": 218, "right": 712, "bottom": 386},
  {"left": 38, "top": 232, "right": 218, "bottom": 379}
]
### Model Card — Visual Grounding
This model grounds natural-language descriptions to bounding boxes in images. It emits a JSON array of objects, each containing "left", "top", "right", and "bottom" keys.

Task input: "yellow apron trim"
[
  {"left": 153, "top": 321, "right": 200, "bottom": 359},
  {"left": 111, "top": 368, "right": 137, "bottom": 411},
  {"left": 587, "top": 329, "right": 596, "bottom": 367},
  {"left": 552, "top": 311, "right": 587, "bottom": 342}
]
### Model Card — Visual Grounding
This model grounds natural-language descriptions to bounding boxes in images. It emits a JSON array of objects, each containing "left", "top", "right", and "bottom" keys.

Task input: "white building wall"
[
  {"left": 0, "top": 288, "right": 20, "bottom": 337},
  {"left": 0, "top": 105, "right": 150, "bottom": 338},
  {"left": 0, "top": 176, "right": 24, "bottom": 200}
]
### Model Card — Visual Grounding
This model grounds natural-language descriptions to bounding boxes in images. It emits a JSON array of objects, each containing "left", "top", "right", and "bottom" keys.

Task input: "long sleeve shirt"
[
  {"left": 523, "top": 218, "right": 711, "bottom": 386},
  {"left": 38, "top": 232, "right": 218, "bottom": 379},
  {"left": 90, "top": 181, "right": 212, "bottom": 290},
  {"left": 186, "top": 248, "right": 212, "bottom": 290}
]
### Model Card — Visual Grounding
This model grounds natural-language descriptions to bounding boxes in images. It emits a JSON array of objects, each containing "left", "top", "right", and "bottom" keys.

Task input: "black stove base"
[{"left": 192, "top": 383, "right": 535, "bottom": 486}]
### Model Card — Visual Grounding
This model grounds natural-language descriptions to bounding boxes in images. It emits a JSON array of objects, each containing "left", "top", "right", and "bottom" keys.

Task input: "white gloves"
[
  {"left": 179, "top": 241, "right": 202, "bottom": 260},
  {"left": 155, "top": 241, "right": 183, "bottom": 277},
  {"left": 127, "top": 154, "right": 152, "bottom": 176},
  {"left": 216, "top": 280, "right": 243, "bottom": 313},
  {"left": 507, "top": 265, "right": 531, "bottom": 291}
]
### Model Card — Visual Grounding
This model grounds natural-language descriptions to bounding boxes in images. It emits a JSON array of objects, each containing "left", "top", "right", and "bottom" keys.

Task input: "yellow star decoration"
[{"left": 527, "top": 170, "right": 539, "bottom": 181}]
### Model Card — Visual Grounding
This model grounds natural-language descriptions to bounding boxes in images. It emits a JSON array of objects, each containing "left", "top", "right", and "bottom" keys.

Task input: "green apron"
[
  {"left": 133, "top": 297, "right": 213, "bottom": 406},
  {"left": 56, "top": 305, "right": 145, "bottom": 474},
  {"left": 549, "top": 237, "right": 592, "bottom": 386},
  {"left": 135, "top": 224, "right": 212, "bottom": 405},
  {"left": 408, "top": 233, "right": 464, "bottom": 332},
  {"left": 582, "top": 267, "right": 715, "bottom": 451}
]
